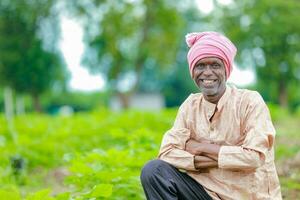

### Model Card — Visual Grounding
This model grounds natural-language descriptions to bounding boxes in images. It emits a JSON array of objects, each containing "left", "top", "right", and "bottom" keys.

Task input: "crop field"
[{"left": 0, "top": 108, "right": 299, "bottom": 199}]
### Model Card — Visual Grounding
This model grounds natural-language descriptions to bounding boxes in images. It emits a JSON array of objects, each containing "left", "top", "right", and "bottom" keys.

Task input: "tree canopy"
[
  {"left": 214, "top": 0, "right": 300, "bottom": 108},
  {"left": 0, "top": 0, "right": 67, "bottom": 111}
]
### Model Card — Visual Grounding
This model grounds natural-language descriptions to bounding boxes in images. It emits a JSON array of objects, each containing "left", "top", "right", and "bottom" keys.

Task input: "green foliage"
[
  {"left": 214, "top": 0, "right": 300, "bottom": 108},
  {"left": 25, "top": 189, "right": 55, "bottom": 200},
  {"left": 280, "top": 177, "right": 300, "bottom": 191},
  {"left": 0, "top": 0, "right": 67, "bottom": 111},
  {"left": 267, "top": 103, "right": 289, "bottom": 122},
  {"left": 295, "top": 105, "right": 300, "bottom": 117},
  {"left": 0, "top": 109, "right": 176, "bottom": 199},
  {"left": 275, "top": 145, "right": 299, "bottom": 160},
  {"left": 0, "top": 186, "right": 21, "bottom": 200},
  {"left": 0, "top": 107, "right": 299, "bottom": 199},
  {"left": 42, "top": 91, "right": 111, "bottom": 113},
  {"left": 87, "top": 184, "right": 113, "bottom": 198},
  {"left": 280, "top": 176, "right": 300, "bottom": 199},
  {"left": 68, "top": 0, "right": 185, "bottom": 94}
]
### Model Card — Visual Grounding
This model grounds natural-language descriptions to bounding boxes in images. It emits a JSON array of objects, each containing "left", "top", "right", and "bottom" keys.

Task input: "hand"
[
  {"left": 186, "top": 138, "right": 221, "bottom": 159},
  {"left": 185, "top": 139, "right": 203, "bottom": 155},
  {"left": 197, "top": 138, "right": 213, "bottom": 144},
  {"left": 186, "top": 138, "right": 214, "bottom": 155},
  {"left": 194, "top": 155, "right": 218, "bottom": 169}
]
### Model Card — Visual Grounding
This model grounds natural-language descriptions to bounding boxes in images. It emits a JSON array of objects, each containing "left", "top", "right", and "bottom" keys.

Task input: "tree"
[
  {"left": 12, "top": 39, "right": 67, "bottom": 112},
  {"left": 213, "top": 0, "right": 300, "bottom": 108},
  {"left": 0, "top": 0, "right": 67, "bottom": 112},
  {"left": 67, "top": 0, "right": 185, "bottom": 108}
]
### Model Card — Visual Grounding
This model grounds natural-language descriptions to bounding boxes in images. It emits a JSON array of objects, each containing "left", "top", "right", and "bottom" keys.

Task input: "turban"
[{"left": 186, "top": 31, "right": 237, "bottom": 79}]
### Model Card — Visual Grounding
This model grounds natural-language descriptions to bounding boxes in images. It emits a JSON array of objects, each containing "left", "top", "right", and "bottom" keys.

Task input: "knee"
[{"left": 140, "top": 159, "right": 170, "bottom": 184}]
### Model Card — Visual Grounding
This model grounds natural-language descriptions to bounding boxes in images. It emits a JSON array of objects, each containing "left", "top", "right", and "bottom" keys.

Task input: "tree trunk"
[
  {"left": 32, "top": 93, "right": 42, "bottom": 112},
  {"left": 278, "top": 80, "right": 288, "bottom": 107},
  {"left": 132, "top": 0, "right": 152, "bottom": 92},
  {"left": 4, "top": 86, "right": 18, "bottom": 145},
  {"left": 16, "top": 95, "right": 25, "bottom": 115},
  {"left": 4, "top": 86, "right": 14, "bottom": 120},
  {"left": 124, "top": 1, "right": 152, "bottom": 105},
  {"left": 117, "top": 92, "right": 130, "bottom": 109}
]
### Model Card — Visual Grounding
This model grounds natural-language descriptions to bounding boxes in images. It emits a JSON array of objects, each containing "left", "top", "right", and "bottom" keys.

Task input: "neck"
[{"left": 203, "top": 87, "right": 226, "bottom": 104}]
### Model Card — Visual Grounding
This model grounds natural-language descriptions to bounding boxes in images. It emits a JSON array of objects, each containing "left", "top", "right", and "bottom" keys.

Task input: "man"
[{"left": 140, "top": 31, "right": 282, "bottom": 200}]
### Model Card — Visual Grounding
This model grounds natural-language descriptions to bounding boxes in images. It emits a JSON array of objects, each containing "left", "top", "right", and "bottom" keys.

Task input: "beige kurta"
[{"left": 158, "top": 86, "right": 282, "bottom": 200}]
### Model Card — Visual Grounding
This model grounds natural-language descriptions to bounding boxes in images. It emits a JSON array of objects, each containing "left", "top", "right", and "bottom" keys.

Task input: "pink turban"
[{"left": 186, "top": 31, "right": 237, "bottom": 79}]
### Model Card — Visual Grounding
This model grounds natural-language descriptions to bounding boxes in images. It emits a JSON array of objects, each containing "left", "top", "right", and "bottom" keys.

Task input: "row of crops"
[{"left": 0, "top": 108, "right": 299, "bottom": 199}]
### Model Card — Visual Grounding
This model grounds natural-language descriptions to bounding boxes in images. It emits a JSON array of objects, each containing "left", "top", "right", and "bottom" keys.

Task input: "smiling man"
[{"left": 140, "top": 32, "right": 282, "bottom": 200}]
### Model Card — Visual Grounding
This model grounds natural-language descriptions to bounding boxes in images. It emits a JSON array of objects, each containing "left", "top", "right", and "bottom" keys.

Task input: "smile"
[
  {"left": 201, "top": 79, "right": 217, "bottom": 84},
  {"left": 198, "top": 79, "right": 218, "bottom": 88}
]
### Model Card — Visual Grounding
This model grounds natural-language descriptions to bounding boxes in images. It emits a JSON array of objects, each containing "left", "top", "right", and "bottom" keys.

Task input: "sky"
[
  {"left": 60, "top": 17, "right": 105, "bottom": 92},
  {"left": 60, "top": 0, "right": 255, "bottom": 92}
]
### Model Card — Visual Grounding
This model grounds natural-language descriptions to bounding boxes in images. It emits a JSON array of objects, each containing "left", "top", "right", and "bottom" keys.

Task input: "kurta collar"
[
  {"left": 202, "top": 95, "right": 217, "bottom": 121},
  {"left": 202, "top": 85, "right": 231, "bottom": 119}
]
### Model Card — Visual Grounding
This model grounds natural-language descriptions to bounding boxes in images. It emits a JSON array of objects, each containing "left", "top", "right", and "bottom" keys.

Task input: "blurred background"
[{"left": 0, "top": 0, "right": 300, "bottom": 199}]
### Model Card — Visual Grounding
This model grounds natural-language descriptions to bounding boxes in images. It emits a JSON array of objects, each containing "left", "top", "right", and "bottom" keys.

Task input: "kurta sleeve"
[
  {"left": 158, "top": 95, "right": 196, "bottom": 171},
  {"left": 218, "top": 91, "right": 275, "bottom": 170}
]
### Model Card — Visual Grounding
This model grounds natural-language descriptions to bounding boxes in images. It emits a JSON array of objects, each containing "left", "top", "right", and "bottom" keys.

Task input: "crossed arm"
[
  {"left": 185, "top": 139, "right": 221, "bottom": 169},
  {"left": 159, "top": 93, "right": 273, "bottom": 171}
]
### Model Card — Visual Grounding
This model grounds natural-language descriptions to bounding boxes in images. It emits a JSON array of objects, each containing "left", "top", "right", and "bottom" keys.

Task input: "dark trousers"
[{"left": 140, "top": 159, "right": 213, "bottom": 200}]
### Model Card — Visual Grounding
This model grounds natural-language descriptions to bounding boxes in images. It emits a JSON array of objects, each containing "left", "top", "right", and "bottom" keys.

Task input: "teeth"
[{"left": 203, "top": 80, "right": 214, "bottom": 84}]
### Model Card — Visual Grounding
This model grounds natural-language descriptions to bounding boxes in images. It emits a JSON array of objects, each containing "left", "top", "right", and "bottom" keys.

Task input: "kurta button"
[{"left": 210, "top": 126, "right": 214, "bottom": 131}]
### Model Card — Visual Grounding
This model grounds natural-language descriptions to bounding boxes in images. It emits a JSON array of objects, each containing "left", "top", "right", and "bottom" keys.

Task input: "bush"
[
  {"left": 0, "top": 110, "right": 174, "bottom": 199},
  {"left": 267, "top": 103, "right": 289, "bottom": 122}
]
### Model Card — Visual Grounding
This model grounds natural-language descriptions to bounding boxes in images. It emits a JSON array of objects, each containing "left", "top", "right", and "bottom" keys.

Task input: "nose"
[{"left": 202, "top": 65, "right": 214, "bottom": 76}]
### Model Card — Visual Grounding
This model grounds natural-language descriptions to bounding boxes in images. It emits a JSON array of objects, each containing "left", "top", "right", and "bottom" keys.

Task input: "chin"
[
  {"left": 199, "top": 87, "right": 217, "bottom": 96},
  {"left": 203, "top": 91, "right": 217, "bottom": 97}
]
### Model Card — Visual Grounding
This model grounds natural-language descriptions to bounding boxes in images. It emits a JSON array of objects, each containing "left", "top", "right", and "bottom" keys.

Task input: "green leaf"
[
  {"left": 25, "top": 189, "right": 55, "bottom": 200},
  {"left": 54, "top": 192, "right": 71, "bottom": 200},
  {"left": 88, "top": 184, "right": 113, "bottom": 198},
  {"left": 0, "top": 188, "right": 21, "bottom": 200}
]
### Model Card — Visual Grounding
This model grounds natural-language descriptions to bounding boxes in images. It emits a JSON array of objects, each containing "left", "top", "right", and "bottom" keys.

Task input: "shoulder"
[
  {"left": 179, "top": 93, "right": 203, "bottom": 110},
  {"left": 186, "top": 93, "right": 203, "bottom": 102},
  {"left": 235, "top": 88, "right": 268, "bottom": 115},
  {"left": 184, "top": 93, "right": 203, "bottom": 105},
  {"left": 239, "top": 89, "right": 265, "bottom": 105}
]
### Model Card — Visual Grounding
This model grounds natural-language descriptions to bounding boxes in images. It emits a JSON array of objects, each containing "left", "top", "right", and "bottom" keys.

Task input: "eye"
[
  {"left": 211, "top": 63, "right": 221, "bottom": 69},
  {"left": 195, "top": 63, "right": 205, "bottom": 70}
]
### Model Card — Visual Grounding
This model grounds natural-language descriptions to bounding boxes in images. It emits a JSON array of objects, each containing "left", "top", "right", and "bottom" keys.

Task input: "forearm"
[
  {"left": 194, "top": 155, "right": 218, "bottom": 169},
  {"left": 200, "top": 143, "right": 221, "bottom": 158},
  {"left": 159, "top": 148, "right": 197, "bottom": 171},
  {"left": 192, "top": 142, "right": 262, "bottom": 170},
  {"left": 158, "top": 126, "right": 196, "bottom": 170},
  {"left": 201, "top": 152, "right": 218, "bottom": 161},
  {"left": 186, "top": 139, "right": 221, "bottom": 160},
  {"left": 218, "top": 146, "right": 264, "bottom": 170}
]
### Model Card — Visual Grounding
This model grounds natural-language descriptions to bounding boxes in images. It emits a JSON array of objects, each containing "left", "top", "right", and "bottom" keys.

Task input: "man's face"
[{"left": 192, "top": 57, "right": 227, "bottom": 103}]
